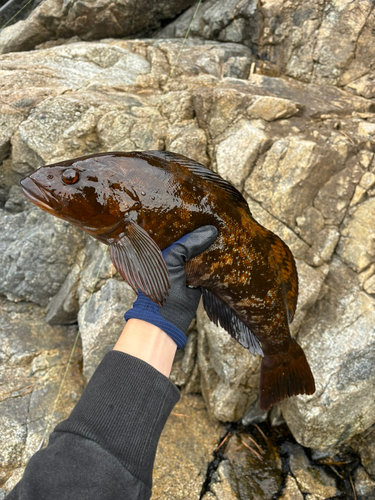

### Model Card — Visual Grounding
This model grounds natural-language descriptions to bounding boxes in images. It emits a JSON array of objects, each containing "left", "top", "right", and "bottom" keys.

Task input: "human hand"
[{"left": 124, "top": 225, "right": 218, "bottom": 348}]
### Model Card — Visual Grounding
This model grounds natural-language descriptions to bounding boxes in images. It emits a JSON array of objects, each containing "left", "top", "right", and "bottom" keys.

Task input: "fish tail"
[{"left": 259, "top": 339, "right": 315, "bottom": 411}]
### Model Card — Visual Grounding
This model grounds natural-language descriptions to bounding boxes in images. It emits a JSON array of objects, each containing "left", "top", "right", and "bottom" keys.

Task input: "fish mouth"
[{"left": 20, "top": 177, "right": 62, "bottom": 212}]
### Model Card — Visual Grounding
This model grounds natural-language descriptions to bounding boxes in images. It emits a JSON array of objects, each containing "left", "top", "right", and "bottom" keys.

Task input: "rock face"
[
  {"left": 1, "top": 0, "right": 375, "bottom": 496},
  {"left": 0, "top": 299, "right": 85, "bottom": 495},
  {"left": 0, "top": 0, "right": 196, "bottom": 55},
  {"left": 0, "top": 206, "right": 86, "bottom": 306},
  {"left": 152, "top": 394, "right": 224, "bottom": 499},
  {"left": 158, "top": 0, "right": 375, "bottom": 93}
]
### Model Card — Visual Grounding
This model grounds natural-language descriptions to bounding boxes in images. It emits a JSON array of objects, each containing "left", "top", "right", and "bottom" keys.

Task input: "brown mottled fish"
[{"left": 20, "top": 150, "right": 315, "bottom": 410}]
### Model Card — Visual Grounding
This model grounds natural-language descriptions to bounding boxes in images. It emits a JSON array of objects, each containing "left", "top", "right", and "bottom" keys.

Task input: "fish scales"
[{"left": 20, "top": 150, "right": 315, "bottom": 410}]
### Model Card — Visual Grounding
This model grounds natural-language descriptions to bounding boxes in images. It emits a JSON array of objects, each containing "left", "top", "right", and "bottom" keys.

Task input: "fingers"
[{"left": 163, "top": 225, "right": 218, "bottom": 266}]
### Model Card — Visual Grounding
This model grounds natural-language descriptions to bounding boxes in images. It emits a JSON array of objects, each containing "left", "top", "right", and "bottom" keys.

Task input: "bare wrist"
[{"left": 113, "top": 318, "right": 177, "bottom": 377}]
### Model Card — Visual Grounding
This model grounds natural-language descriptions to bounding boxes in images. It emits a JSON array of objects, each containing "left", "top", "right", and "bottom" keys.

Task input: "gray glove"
[{"left": 124, "top": 225, "right": 218, "bottom": 348}]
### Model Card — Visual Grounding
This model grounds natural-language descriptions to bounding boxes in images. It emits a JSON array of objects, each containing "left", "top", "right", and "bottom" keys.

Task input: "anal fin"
[
  {"left": 202, "top": 288, "right": 263, "bottom": 356},
  {"left": 109, "top": 220, "right": 170, "bottom": 306}
]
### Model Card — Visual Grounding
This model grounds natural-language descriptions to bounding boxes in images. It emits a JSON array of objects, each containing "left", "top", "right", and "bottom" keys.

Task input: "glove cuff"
[{"left": 124, "top": 306, "right": 187, "bottom": 350}]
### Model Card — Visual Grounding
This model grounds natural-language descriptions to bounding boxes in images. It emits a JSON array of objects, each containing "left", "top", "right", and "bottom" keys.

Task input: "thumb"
[{"left": 163, "top": 225, "right": 218, "bottom": 266}]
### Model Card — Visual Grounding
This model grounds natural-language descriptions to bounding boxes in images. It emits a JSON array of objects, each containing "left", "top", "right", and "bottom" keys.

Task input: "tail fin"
[{"left": 259, "top": 339, "right": 315, "bottom": 411}]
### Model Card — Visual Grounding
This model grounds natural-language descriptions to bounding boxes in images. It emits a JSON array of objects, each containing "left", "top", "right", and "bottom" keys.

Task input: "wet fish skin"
[{"left": 20, "top": 150, "right": 315, "bottom": 410}]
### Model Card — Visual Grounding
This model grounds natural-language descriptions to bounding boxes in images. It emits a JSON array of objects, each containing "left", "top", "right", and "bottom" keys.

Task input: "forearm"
[
  {"left": 6, "top": 326, "right": 180, "bottom": 500},
  {"left": 114, "top": 318, "right": 177, "bottom": 377}
]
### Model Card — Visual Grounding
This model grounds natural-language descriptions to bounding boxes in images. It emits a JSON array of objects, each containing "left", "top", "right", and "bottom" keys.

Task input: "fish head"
[{"left": 20, "top": 154, "right": 140, "bottom": 237}]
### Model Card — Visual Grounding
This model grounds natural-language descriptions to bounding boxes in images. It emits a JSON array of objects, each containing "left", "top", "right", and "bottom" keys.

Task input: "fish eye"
[{"left": 62, "top": 169, "right": 80, "bottom": 185}]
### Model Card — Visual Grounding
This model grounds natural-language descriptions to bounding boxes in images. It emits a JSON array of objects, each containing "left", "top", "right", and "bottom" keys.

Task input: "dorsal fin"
[
  {"left": 267, "top": 231, "right": 299, "bottom": 322},
  {"left": 142, "top": 150, "right": 250, "bottom": 211}
]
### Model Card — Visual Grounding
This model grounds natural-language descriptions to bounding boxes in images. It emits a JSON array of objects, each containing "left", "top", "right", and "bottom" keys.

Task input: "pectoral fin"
[{"left": 110, "top": 220, "right": 170, "bottom": 305}]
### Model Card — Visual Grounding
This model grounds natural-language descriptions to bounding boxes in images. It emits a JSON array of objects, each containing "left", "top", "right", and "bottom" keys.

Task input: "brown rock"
[
  {"left": 246, "top": 96, "right": 300, "bottom": 121},
  {"left": 279, "top": 475, "right": 304, "bottom": 500},
  {"left": 353, "top": 465, "right": 375, "bottom": 500},
  {"left": 152, "top": 394, "right": 224, "bottom": 500},
  {"left": 283, "top": 442, "right": 339, "bottom": 499},
  {"left": 221, "top": 433, "right": 283, "bottom": 499},
  {"left": 349, "top": 424, "right": 375, "bottom": 479},
  {"left": 337, "top": 198, "right": 375, "bottom": 273}
]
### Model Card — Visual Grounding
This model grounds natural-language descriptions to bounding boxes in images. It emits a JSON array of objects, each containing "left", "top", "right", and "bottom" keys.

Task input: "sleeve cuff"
[{"left": 124, "top": 308, "right": 187, "bottom": 349}]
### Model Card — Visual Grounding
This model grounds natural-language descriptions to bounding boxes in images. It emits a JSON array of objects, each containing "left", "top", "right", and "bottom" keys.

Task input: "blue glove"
[{"left": 124, "top": 226, "right": 218, "bottom": 348}]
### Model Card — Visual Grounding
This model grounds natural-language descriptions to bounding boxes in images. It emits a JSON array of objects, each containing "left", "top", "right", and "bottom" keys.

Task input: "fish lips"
[{"left": 20, "top": 177, "right": 62, "bottom": 212}]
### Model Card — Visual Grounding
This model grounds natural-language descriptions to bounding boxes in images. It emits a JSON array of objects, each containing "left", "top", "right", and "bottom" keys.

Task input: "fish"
[{"left": 20, "top": 150, "right": 315, "bottom": 410}]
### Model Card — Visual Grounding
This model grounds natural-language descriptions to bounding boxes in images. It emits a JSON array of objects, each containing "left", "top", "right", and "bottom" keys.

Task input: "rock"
[
  {"left": 279, "top": 475, "right": 303, "bottom": 500},
  {"left": 152, "top": 394, "right": 224, "bottom": 499},
  {"left": 246, "top": 96, "right": 300, "bottom": 121},
  {"left": 245, "top": 134, "right": 349, "bottom": 228},
  {"left": 3, "top": 185, "right": 29, "bottom": 213},
  {"left": 215, "top": 119, "right": 269, "bottom": 190},
  {"left": 350, "top": 186, "right": 367, "bottom": 207},
  {"left": 305, "top": 227, "right": 340, "bottom": 267},
  {"left": 364, "top": 274, "right": 375, "bottom": 295},
  {"left": 0, "top": 299, "right": 84, "bottom": 495},
  {"left": 241, "top": 395, "right": 268, "bottom": 426},
  {"left": 197, "top": 303, "right": 261, "bottom": 422},
  {"left": 165, "top": 120, "right": 209, "bottom": 167},
  {"left": 78, "top": 278, "right": 136, "bottom": 381},
  {"left": 76, "top": 239, "right": 117, "bottom": 306},
  {"left": 207, "top": 460, "right": 241, "bottom": 500},
  {"left": 314, "top": 162, "right": 364, "bottom": 226},
  {"left": 170, "top": 330, "right": 198, "bottom": 387},
  {"left": 349, "top": 424, "right": 375, "bottom": 479},
  {"left": 0, "top": 0, "right": 196, "bottom": 55},
  {"left": 283, "top": 442, "right": 339, "bottom": 499},
  {"left": 219, "top": 433, "right": 283, "bottom": 499},
  {"left": 0, "top": 107, "right": 25, "bottom": 163},
  {"left": 353, "top": 466, "right": 375, "bottom": 500},
  {"left": 0, "top": 207, "right": 86, "bottom": 306},
  {"left": 157, "top": 0, "right": 260, "bottom": 47},
  {"left": 281, "top": 257, "right": 375, "bottom": 452},
  {"left": 337, "top": 198, "right": 375, "bottom": 273},
  {"left": 158, "top": 0, "right": 375, "bottom": 90},
  {"left": 360, "top": 172, "right": 375, "bottom": 190},
  {"left": 46, "top": 257, "right": 85, "bottom": 325},
  {"left": 269, "top": 405, "right": 285, "bottom": 427}
]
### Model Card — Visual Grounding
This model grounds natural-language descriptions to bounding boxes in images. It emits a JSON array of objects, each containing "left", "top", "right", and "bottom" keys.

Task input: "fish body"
[{"left": 20, "top": 150, "right": 315, "bottom": 410}]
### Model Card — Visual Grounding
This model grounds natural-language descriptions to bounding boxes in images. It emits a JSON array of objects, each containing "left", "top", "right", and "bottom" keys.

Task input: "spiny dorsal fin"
[
  {"left": 142, "top": 150, "right": 250, "bottom": 211},
  {"left": 267, "top": 231, "right": 298, "bottom": 322}
]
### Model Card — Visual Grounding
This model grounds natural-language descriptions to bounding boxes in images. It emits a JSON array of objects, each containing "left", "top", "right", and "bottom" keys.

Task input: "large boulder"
[{"left": 0, "top": 0, "right": 196, "bottom": 54}]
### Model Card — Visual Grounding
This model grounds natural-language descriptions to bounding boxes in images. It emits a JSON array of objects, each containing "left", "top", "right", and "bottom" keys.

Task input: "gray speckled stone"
[
  {"left": 0, "top": 299, "right": 84, "bottom": 495},
  {"left": 78, "top": 278, "right": 136, "bottom": 381},
  {"left": 0, "top": 207, "right": 86, "bottom": 306},
  {"left": 283, "top": 442, "right": 339, "bottom": 499}
]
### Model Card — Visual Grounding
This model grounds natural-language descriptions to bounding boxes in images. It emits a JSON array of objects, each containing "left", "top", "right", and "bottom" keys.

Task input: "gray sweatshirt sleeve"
[{"left": 5, "top": 350, "right": 180, "bottom": 500}]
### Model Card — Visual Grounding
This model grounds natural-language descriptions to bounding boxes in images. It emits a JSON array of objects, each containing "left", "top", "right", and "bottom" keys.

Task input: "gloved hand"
[{"left": 124, "top": 225, "right": 218, "bottom": 349}]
